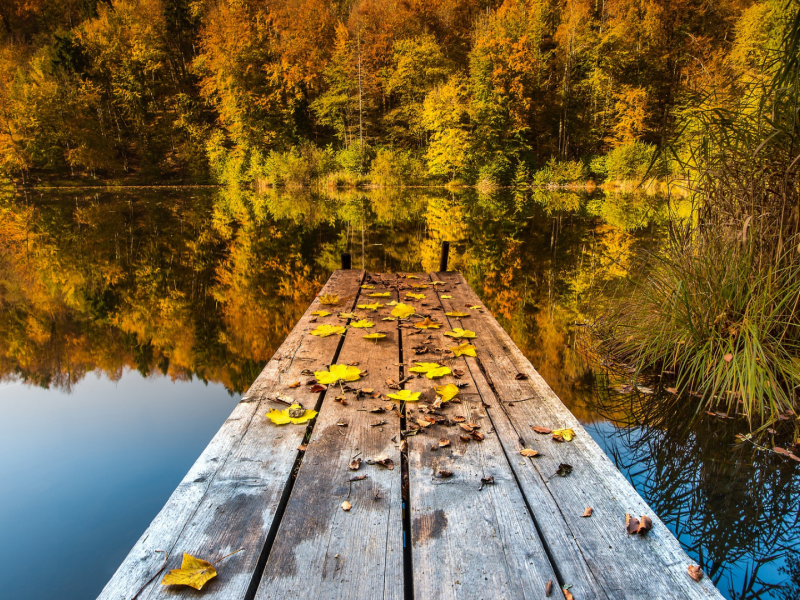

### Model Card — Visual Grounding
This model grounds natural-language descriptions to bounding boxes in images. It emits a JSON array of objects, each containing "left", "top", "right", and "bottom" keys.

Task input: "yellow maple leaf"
[
  {"left": 311, "top": 310, "right": 331, "bottom": 317},
  {"left": 445, "top": 311, "right": 470, "bottom": 318},
  {"left": 351, "top": 319, "right": 374, "bottom": 328},
  {"left": 161, "top": 554, "right": 217, "bottom": 590},
  {"left": 405, "top": 292, "right": 426, "bottom": 300},
  {"left": 391, "top": 303, "right": 416, "bottom": 319},
  {"left": 552, "top": 428, "right": 575, "bottom": 442},
  {"left": 387, "top": 389, "right": 421, "bottom": 402},
  {"left": 450, "top": 342, "right": 477, "bottom": 357},
  {"left": 444, "top": 328, "right": 476, "bottom": 339},
  {"left": 311, "top": 324, "right": 346, "bottom": 337},
  {"left": 357, "top": 302, "right": 384, "bottom": 311},
  {"left": 369, "top": 292, "right": 391, "bottom": 297},
  {"left": 414, "top": 317, "right": 441, "bottom": 329},
  {"left": 409, "top": 362, "right": 452, "bottom": 379},
  {"left": 315, "top": 364, "right": 362, "bottom": 385},
  {"left": 434, "top": 383, "right": 460, "bottom": 402},
  {"left": 266, "top": 404, "right": 318, "bottom": 425},
  {"left": 318, "top": 293, "right": 340, "bottom": 305},
  {"left": 363, "top": 333, "right": 387, "bottom": 341}
]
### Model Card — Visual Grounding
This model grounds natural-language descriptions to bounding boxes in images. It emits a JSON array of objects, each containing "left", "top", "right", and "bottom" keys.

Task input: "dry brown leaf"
[
  {"left": 545, "top": 579, "right": 553, "bottom": 596},
  {"left": 520, "top": 448, "right": 540, "bottom": 457},
  {"left": 723, "top": 353, "right": 733, "bottom": 363},
  {"left": 459, "top": 434, "right": 471, "bottom": 442},
  {"left": 563, "top": 589, "right": 574, "bottom": 600},
  {"left": 349, "top": 457, "right": 362, "bottom": 470},
  {"left": 532, "top": 426, "right": 552, "bottom": 434},
  {"left": 687, "top": 565, "right": 704, "bottom": 582},
  {"left": 471, "top": 431, "right": 485, "bottom": 441},
  {"left": 626, "top": 513, "right": 639, "bottom": 535},
  {"left": 341, "top": 501, "right": 352, "bottom": 511},
  {"left": 437, "top": 470, "right": 453, "bottom": 478},
  {"left": 310, "top": 384, "right": 327, "bottom": 393},
  {"left": 581, "top": 507, "right": 593, "bottom": 518},
  {"left": 515, "top": 373, "right": 529, "bottom": 380},
  {"left": 453, "top": 416, "right": 466, "bottom": 423},
  {"left": 637, "top": 515, "right": 653, "bottom": 535},
  {"left": 288, "top": 381, "right": 300, "bottom": 388},
  {"left": 459, "top": 423, "right": 474, "bottom": 432},
  {"left": 439, "top": 438, "right": 451, "bottom": 448},
  {"left": 297, "top": 444, "right": 307, "bottom": 452}
]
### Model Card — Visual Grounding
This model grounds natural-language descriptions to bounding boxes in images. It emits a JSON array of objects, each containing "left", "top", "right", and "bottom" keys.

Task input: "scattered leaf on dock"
[
  {"left": 581, "top": 507, "right": 593, "bottom": 517},
  {"left": 318, "top": 293, "right": 340, "bottom": 305},
  {"left": 688, "top": 565, "right": 704, "bottom": 582},
  {"left": 450, "top": 342, "right": 477, "bottom": 357},
  {"left": 532, "top": 426, "right": 552, "bottom": 434},
  {"left": 266, "top": 404, "right": 318, "bottom": 425},
  {"left": 388, "top": 389, "right": 421, "bottom": 402},
  {"left": 520, "top": 448, "right": 540, "bottom": 457},
  {"left": 311, "top": 324, "right": 346, "bottom": 337},
  {"left": 341, "top": 501, "right": 352, "bottom": 511},
  {"left": 315, "top": 364, "right": 362, "bottom": 384},
  {"left": 444, "top": 328, "right": 476, "bottom": 339},
  {"left": 552, "top": 428, "right": 575, "bottom": 442}
]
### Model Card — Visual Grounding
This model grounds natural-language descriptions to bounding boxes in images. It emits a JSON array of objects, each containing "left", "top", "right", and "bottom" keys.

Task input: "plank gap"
[{"left": 243, "top": 269, "right": 366, "bottom": 600}]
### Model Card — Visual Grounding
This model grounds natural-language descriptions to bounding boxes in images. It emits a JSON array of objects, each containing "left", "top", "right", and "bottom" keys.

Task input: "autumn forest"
[{"left": 0, "top": 0, "right": 792, "bottom": 186}]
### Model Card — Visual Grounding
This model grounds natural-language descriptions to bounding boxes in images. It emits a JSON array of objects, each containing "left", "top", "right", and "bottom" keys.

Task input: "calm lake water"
[{"left": 0, "top": 186, "right": 797, "bottom": 599}]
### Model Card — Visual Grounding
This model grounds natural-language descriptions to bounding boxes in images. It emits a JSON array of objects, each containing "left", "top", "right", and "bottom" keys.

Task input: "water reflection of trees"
[
  {"left": 586, "top": 391, "right": 800, "bottom": 600},
  {"left": 0, "top": 186, "right": 667, "bottom": 401}
]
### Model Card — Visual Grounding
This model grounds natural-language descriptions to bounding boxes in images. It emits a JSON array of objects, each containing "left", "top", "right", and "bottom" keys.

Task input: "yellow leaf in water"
[
  {"left": 351, "top": 319, "right": 375, "bottom": 328},
  {"left": 388, "top": 389, "right": 421, "bottom": 402},
  {"left": 405, "top": 292, "right": 426, "bottom": 300},
  {"left": 311, "top": 324, "right": 346, "bottom": 337},
  {"left": 445, "top": 311, "right": 470, "bottom": 318},
  {"left": 414, "top": 317, "right": 441, "bottom": 329},
  {"left": 552, "top": 428, "right": 575, "bottom": 442},
  {"left": 363, "top": 333, "right": 387, "bottom": 341},
  {"left": 409, "top": 362, "right": 452, "bottom": 379},
  {"left": 357, "top": 302, "right": 384, "bottom": 311},
  {"left": 318, "top": 293, "right": 340, "bottom": 305},
  {"left": 266, "top": 404, "right": 318, "bottom": 425},
  {"left": 161, "top": 553, "right": 217, "bottom": 590},
  {"left": 434, "top": 383, "right": 460, "bottom": 402},
  {"left": 315, "top": 364, "right": 362, "bottom": 384},
  {"left": 391, "top": 303, "right": 416, "bottom": 319},
  {"left": 369, "top": 292, "right": 391, "bottom": 297},
  {"left": 441, "top": 294, "right": 453, "bottom": 299},
  {"left": 450, "top": 342, "right": 477, "bottom": 357},
  {"left": 444, "top": 328, "right": 476, "bottom": 339},
  {"left": 311, "top": 310, "right": 331, "bottom": 317}
]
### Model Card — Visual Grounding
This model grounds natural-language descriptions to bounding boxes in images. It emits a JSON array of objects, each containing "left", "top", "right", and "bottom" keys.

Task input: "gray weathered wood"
[
  {"left": 433, "top": 271, "right": 723, "bottom": 600},
  {"left": 98, "top": 269, "right": 365, "bottom": 600},
  {"left": 254, "top": 276, "right": 403, "bottom": 600},
  {"left": 401, "top": 274, "right": 560, "bottom": 599}
]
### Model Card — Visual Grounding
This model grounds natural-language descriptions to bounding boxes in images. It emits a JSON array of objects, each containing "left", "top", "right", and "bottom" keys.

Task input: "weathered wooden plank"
[
  {"left": 433, "top": 271, "right": 724, "bottom": 599},
  {"left": 254, "top": 275, "right": 404, "bottom": 600},
  {"left": 98, "top": 269, "right": 365, "bottom": 600},
  {"left": 400, "top": 274, "right": 560, "bottom": 600}
]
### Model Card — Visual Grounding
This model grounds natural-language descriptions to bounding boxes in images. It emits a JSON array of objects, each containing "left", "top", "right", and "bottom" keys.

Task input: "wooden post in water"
[
  {"left": 341, "top": 252, "right": 352, "bottom": 269},
  {"left": 439, "top": 241, "right": 450, "bottom": 272}
]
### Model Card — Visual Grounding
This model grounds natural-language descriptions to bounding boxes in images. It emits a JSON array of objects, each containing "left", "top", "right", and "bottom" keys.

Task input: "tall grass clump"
[
  {"left": 604, "top": 231, "right": 800, "bottom": 426},
  {"left": 600, "top": 2, "right": 800, "bottom": 429}
]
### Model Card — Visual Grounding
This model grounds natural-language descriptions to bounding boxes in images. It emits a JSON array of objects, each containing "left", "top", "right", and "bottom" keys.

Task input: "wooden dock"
[{"left": 99, "top": 270, "right": 723, "bottom": 600}]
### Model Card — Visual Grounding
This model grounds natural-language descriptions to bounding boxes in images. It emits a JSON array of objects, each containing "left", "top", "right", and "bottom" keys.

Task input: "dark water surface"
[{"left": 0, "top": 186, "right": 797, "bottom": 599}]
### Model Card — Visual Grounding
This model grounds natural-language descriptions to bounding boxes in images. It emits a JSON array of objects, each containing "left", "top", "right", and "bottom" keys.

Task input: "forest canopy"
[{"left": 0, "top": 0, "right": 795, "bottom": 185}]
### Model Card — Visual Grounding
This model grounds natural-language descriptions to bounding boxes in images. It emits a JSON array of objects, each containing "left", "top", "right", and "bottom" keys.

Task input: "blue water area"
[{"left": 0, "top": 372, "right": 238, "bottom": 600}]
